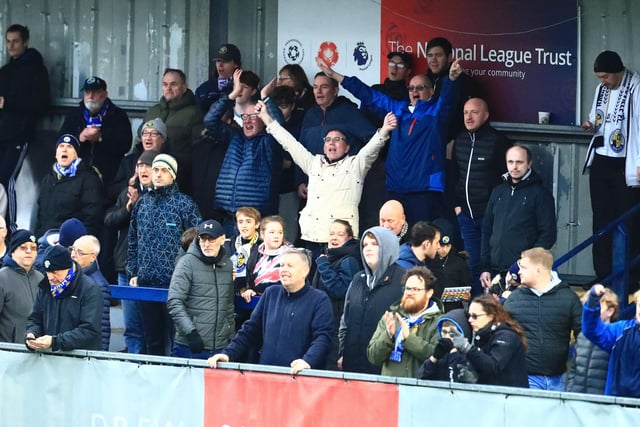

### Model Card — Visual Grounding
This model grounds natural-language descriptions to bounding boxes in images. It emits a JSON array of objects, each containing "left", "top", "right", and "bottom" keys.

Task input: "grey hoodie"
[{"left": 360, "top": 226, "right": 399, "bottom": 290}]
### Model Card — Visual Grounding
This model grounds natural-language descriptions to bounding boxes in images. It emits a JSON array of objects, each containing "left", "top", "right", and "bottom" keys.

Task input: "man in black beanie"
[
  {"left": 25, "top": 244, "right": 102, "bottom": 351},
  {"left": 582, "top": 50, "right": 640, "bottom": 282}
]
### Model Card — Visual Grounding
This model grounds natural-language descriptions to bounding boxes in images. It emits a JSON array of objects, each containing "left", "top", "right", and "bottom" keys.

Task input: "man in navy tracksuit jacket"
[{"left": 208, "top": 248, "right": 333, "bottom": 374}]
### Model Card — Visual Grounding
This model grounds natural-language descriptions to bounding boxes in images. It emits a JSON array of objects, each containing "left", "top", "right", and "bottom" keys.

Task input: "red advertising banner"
[
  {"left": 380, "top": 0, "right": 578, "bottom": 125},
  {"left": 204, "top": 369, "right": 399, "bottom": 427}
]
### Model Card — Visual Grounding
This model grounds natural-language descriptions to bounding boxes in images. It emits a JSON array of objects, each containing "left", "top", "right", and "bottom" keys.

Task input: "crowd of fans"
[{"left": 1, "top": 23, "right": 640, "bottom": 399}]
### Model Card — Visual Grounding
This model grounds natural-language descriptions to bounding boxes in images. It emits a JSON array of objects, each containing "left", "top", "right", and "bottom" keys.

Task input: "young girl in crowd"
[{"left": 243, "top": 215, "right": 291, "bottom": 302}]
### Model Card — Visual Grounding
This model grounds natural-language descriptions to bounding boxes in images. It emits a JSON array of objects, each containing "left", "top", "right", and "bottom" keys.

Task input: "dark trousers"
[
  {"left": 0, "top": 142, "right": 29, "bottom": 232},
  {"left": 589, "top": 154, "right": 640, "bottom": 278},
  {"left": 387, "top": 190, "right": 442, "bottom": 227},
  {"left": 457, "top": 212, "right": 484, "bottom": 296},
  {"left": 139, "top": 301, "right": 174, "bottom": 356}
]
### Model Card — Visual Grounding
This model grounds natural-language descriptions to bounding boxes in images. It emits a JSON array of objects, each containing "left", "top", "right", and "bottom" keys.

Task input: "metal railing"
[{"left": 553, "top": 201, "right": 640, "bottom": 305}]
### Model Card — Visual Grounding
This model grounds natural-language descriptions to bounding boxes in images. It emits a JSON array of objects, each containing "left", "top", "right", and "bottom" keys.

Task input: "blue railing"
[
  {"left": 109, "top": 284, "right": 259, "bottom": 309},
  {"left": 554, "top": 201, "right": 640, "bottom": 305}
]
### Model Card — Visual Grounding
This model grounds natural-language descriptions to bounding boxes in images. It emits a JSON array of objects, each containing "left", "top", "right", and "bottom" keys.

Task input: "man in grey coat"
[{"left": 168, "top": 219, "right": 234, "bottom": 359}]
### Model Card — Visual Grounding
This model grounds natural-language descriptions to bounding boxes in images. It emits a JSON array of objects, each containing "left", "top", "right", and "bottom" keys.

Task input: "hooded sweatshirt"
[{"left": 339, "top": 226, "right": 406, "bottom": 374}]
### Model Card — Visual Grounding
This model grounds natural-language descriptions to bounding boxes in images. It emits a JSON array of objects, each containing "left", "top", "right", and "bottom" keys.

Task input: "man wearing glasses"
[
  {"left": 372, "top": 52, "right": 413, "bottom": 104},
  {"left": 256, "top": 101, "right": 397, "bottom": 257},
  {"left": 207, "top": 69, "right": 284, "bottom": 232},
  {"left": 317, "top": 57, "right": 463, "bottom": 226},
  {"left": 367, "top": 266, "right": 441, "bottom": 377},
  {"left": 70, "top": 235, "right": 111, "bottom": 351},
  {"left": 60, "top": 76, "right": 132, "bottom": 191},
  {"left": 0, "top": 230, "right": 43, "bottom": 343}
]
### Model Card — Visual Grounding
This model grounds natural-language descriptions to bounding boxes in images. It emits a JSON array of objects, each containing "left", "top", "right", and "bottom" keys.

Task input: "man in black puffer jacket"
[
  {"left": 452, "top": 98, "right": 511, "bottom": 295},
  {"left": 504, "top": 248, "right": 581, "bottom": 391}
]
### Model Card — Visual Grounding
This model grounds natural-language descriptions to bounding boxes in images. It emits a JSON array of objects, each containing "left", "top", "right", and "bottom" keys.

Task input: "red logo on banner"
[{"left": 318, "top": 41, "right": 339, "bottom": 66}]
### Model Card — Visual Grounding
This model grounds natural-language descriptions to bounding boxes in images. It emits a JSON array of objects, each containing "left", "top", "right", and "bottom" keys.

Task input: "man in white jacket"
[{"left": 256, "top": 101, "right": 397, "bottom": 258}]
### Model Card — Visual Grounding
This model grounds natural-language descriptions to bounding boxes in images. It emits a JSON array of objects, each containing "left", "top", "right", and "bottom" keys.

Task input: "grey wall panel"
[{"left": 0, "top": 0, "right": 210, "bottom": 103}]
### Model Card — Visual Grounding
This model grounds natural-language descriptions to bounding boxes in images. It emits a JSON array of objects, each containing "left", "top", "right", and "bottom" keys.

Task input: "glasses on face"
[
  {"left": 17, "top": 244, "right": 37, "bottom": 252},
  {"left": 69, "top": 247, "right": 95, "bottom": 257},
  {"left": 141, "top": 131, "right": 161, "bottom": 137},
  {"left": 277, "top": 76, "right": 292, "bottom": 82},
  {"left": 403, "top": 286, "right": 426, "bottom": 294},
  {"left": 468, "top": 313, "right": 487, "bottom": 320},
  {"left": 241, "top": 114, "right": 259, "bottom": 121},
  {"left": 199, "top": 235, "right": 218, "bottom": 243},
  {"left": 388, "top": 62, "right": 406, "bottom": 69},
  {"left": 408, "top": 85, "right": 430, "bottom": 92},
  {"left": 324, "top": 136, "right": 346, "bottom": 143}
]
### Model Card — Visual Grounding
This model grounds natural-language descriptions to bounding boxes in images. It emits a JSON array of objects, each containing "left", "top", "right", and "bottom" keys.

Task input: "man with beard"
[
  {"left": 60, "top": 76, "right": 132, "bottom": 190},
  {"left": 367, "top": 266, "right": 442, "bottom": 377}
]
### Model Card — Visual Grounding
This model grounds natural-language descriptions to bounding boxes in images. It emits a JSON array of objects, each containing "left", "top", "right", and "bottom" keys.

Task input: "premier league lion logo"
[
  {"left": 353, "top": 42, "right": 368, "bottom": 66},
  {"left": 353, "top": 41, "right": 373, "bottom": 71}
]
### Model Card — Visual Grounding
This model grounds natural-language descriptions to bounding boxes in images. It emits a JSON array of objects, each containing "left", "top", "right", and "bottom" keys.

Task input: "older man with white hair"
[{"left": 71, "top": 235, "right": 111, "bottom": 351}]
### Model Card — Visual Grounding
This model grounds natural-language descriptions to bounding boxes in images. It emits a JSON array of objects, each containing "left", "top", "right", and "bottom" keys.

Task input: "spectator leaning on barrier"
[
  {"left": 25, "top": 245, "right": 102, "bottom": 351},
  {"left": 168, "top": 220, "right": 235, "bottom": 360},
  {"left": 208, "top": 247, "right": 333, "bottom": 374}
]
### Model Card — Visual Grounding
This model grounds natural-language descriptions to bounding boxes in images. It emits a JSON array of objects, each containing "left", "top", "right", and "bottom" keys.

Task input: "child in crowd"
[
  {"left": 567, "top": 288, "right": 618, "bottom": 394},
  {"left": 242, "top": 215, "right": 291, "bottom": 302},
  {"left": 231, "top": 207, "right": 262, "bottom": 292},
  {"left": 418, "top": 309, "right": 476, "bottom": 383}
]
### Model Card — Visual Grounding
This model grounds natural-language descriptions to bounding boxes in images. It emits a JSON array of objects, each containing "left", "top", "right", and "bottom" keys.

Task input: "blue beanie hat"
[
  {"left": 58, "top": 218, "right": 87, "bottom": 248},
  {"left": 56, "top": 134, "right": 81, "bottom": 154}
]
